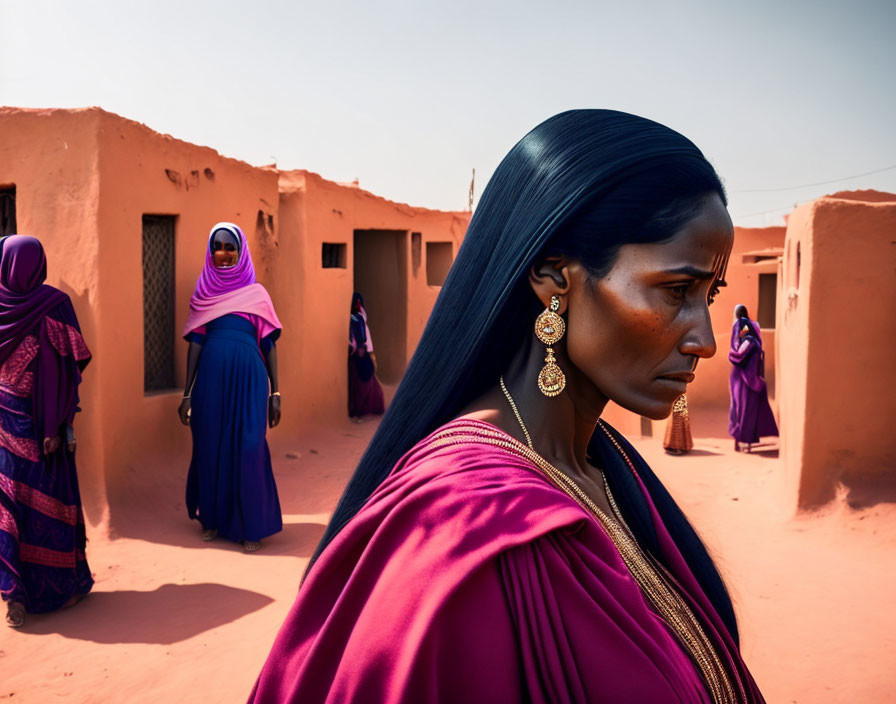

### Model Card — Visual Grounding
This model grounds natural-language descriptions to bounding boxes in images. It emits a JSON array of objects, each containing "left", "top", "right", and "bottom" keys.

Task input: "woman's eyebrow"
[{"left": 660, "top": 265, "right": 717, "bottom": 280}]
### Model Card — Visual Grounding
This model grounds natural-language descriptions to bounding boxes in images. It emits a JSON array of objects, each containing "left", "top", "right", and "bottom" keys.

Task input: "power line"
[
  {"left": 731, "top": 163, "right": 896, "bottom": 194},
  {"left": 733, "top": 205, "right": 795, "bottom": 220}
]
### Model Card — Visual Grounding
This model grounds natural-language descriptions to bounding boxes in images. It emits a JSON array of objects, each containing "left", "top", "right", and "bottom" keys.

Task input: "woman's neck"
[{"left": 457, "top": 341, "right": 609, "bottom": 477}]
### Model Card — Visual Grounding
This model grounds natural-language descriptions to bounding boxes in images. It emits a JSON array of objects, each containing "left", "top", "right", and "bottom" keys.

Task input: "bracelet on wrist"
[{"left": 270, "top": 391, "right": 281, "bottom": 397}]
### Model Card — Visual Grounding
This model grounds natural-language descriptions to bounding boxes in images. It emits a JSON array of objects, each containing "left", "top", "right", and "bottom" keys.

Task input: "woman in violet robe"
[
  {"left": 178, "top": 223, "right": 283, "bottom": 552},
  {"left": 0, "top": 235, "right": 92, "bottom": 628},
  {"left": 348, "top": 292, "right": 385, "bottom": 420},
  {"left": 250, "top": 112, "right": 766, "bottom": 703},
  {"left": 728, "top": 305, "right": 778, "bottom": 452}
]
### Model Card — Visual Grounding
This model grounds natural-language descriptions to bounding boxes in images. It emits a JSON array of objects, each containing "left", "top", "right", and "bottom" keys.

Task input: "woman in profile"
[
  {"left": 179, "top": 223, "right": 283, "bottom": 552},
  {"left": 728, "top": 304, "right": 778, "bottom": 452},
  {"left": 0, "top": 235, "right": 92, "bottom": 628},
  {"left": 251, "top": 111, "right": 765, "bottom": 702},
  {"left": 348, "top": 292, "right": 385, "bottom": 421}
]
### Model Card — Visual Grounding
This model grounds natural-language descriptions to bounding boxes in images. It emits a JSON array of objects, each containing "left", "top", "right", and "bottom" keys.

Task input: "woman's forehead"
[
  {"left": 616, "top": 198, "right": 733, "bottom": 275},
  {"left": 212, "top": 228, "right": 239, "bottom": 245}
]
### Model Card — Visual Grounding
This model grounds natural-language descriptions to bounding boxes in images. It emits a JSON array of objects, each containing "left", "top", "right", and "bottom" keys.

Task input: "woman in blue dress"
[
  {"left": 0, "top": 235, "right": 93, "bottom": 628},
  {"left": 178, "top": 223, "right": 283, "bottom": 552}
]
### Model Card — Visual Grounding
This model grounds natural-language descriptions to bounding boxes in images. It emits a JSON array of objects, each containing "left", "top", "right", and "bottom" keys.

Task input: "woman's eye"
[{"left": 668, "top": 283, "right": 690, "bottom": 300}]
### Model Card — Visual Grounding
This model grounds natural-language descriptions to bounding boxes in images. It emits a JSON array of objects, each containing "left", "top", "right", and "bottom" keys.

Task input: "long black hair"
[{"left": 311, "top": 110, "right": 740, "bottom": 641}]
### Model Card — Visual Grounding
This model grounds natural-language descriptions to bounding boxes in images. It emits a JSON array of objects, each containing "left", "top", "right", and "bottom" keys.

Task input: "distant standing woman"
[
  {"left": 663, "top": 393, "right": 694, "bottom": 454},
  {"left": 728, "top": 304, "right": 778, "bottom": 452},
  {"left": 0, "top": 235, "right": 93, "bottom": 628},
  {"left": 179, "top": 223, "right": 283, "bottom": 552},
  {"left": 348, "top": 292, "right": 384, "bottom": 420}
]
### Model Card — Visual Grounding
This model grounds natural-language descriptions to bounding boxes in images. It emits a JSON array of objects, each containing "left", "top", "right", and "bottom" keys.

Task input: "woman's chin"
[{"left": 610, "top": 395, "right": 674, "bottom": 422}]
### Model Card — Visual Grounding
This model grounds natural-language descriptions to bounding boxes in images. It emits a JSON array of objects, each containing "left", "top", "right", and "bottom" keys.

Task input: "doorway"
[
  {"left": 0, "top": 185, "right": 15, "bottom": 236},
  {"left": 353, "top": 229, "right": 408, "bottom": 384}
]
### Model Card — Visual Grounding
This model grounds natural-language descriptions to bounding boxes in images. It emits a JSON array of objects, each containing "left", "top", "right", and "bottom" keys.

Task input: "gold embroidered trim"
[{"left": 428, "top": 420, "right": 745, "bottom": 704}]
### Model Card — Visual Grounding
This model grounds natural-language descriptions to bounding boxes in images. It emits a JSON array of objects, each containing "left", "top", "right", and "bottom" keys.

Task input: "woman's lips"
[
  {"left": 655, "top": 372, "right": 695, "bottom": 392},
  {"left": 656, "top": 371, "right": 695, "bottom": 384}
]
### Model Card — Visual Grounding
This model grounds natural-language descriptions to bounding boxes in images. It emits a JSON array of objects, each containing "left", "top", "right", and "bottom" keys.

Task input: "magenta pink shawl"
[
  {"left": 249, "top": 419, "right": 763, "bottom": 703},
  {"left": 183, "top": 223, "right": 281, "bottom": 340}
]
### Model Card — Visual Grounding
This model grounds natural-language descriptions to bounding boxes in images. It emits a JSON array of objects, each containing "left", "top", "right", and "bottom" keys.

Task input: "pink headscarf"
[{"left": 183, "top": 223, "right": 282, "bottom": 341}]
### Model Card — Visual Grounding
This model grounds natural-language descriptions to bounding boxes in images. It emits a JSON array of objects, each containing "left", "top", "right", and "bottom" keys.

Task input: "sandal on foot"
[
  {"left": 243, "top": 540, "right": 261, "bottom": 553},
  {"left": 201, "top": 529, "right": 218, "bottom": 542},
  {"left": 6, "top": 601, "right": 25, "bottom": 628}
]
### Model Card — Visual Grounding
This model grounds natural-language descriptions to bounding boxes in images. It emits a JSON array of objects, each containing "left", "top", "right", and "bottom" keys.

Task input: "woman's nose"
[{"left": 680, "top": 307, "right": 717, "bottom": 359}]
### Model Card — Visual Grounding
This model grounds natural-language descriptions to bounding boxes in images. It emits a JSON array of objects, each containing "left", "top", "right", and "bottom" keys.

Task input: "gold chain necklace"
[{"left": 490, "top": 376, "right": 744, "bottom": 704}]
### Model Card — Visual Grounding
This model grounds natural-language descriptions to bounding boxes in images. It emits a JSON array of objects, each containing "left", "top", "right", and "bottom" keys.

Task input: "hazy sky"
[{"left": 2, "top": 0, "right": 894, "bottom": 224}]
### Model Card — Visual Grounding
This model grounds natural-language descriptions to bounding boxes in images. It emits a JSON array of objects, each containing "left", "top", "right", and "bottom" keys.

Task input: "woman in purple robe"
[
  {"left": 178, "top": 223, "right": 283, "bottom": 552},
  {"left": 728, "top": 305, "right": 778, "bottom": 452},
  {"left": 348, "top": 292, "right": 385, "bottom": 420},
  {"left": 250, "top": 111, "right": 766, "bottom": 703},
  {"left": 0, "top": 235, "right": 92, "bottom": 628}
]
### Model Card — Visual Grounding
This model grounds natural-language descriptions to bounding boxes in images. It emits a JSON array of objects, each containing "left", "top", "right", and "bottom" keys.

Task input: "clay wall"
[
  {"left": 0, "top": 108, "right": 469, "bottom": 532},
  {"left": 0, "top": 108, "right": 107, "bottom": 522},
  {"left": 777, "top": 192, "right": 896, "bottom": 508},
  {"left": 18, "top": 108, "right": 894, "bottom": 523},
  {"left": 91, "top": 111, "right": 281, "bottom": 516},
  {"left": 273, "top": 170, "right": 469, "bottom": 432}
]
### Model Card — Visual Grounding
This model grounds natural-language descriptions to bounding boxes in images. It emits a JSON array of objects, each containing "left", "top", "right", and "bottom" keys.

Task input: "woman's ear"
[{"left": 529, "top": 256, "right": 571, "bottom": 313}]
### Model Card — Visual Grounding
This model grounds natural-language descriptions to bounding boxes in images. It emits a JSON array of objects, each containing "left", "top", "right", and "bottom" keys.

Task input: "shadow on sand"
[
  {"left": 233, "top": 520, "right": 326, "bottom": 557},
  {"left": 742, "top": 443, "right": 779, "bottom": 459},
  {"left": 672, "top": 448, "right": 722, "bottom": 457},
  {"left": 108, "top": 508, "right": 326, "bottom": 558},
  {"left": 19, "top": 583, "right": 273, "bottom": 644},
  {"left": 843, "top": 476, "right": 896, "bottom": 510},
  {"left": 101, "top": 414, "right": 380, "bottom": 553}
]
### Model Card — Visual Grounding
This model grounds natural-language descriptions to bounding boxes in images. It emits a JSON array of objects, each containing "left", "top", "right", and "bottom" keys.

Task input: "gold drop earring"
[{"left": 534, "top": 295, "right": 566, "bottom": 397}]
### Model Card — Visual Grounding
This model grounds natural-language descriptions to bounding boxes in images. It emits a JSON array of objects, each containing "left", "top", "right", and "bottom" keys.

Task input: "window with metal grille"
[
  {"left": 0, "top": 186, "right": 16, "bottom": 236},
  {"left": 142, "top": 215, "right": 177, "bottom": 392},
  {"left": 322, "top": 242, "right": 346, "bottom": 268}
]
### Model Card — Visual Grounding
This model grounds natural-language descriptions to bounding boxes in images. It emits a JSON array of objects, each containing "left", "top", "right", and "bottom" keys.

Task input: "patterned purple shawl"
[
  {"left": 0, "top": 235, "right": 91, "bottom": 442},
  {"left": 0, "top": 236, "right": 67, "bottom": 366}
]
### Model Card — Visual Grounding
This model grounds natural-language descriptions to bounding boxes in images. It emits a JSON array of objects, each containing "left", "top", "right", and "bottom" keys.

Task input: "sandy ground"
[{"left": 1, "top": 410, "right": 894, "bottom": 704}]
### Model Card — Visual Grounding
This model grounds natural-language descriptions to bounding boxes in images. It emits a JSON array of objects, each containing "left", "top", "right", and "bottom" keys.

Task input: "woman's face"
[
  {"left": 211, "top": 230, "right": 239, "bottom": 268},
  {"left": 563, "top": 194, "right": 733, "bottom": 420}
]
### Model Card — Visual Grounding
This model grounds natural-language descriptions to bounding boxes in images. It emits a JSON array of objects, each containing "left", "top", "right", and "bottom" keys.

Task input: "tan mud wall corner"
[{"left": 778, "top": 195, "right": 896, "bottom": 508}]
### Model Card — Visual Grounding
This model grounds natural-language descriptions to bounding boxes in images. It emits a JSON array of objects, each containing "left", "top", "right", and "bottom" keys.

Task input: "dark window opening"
[
  {"left": 143, "top": 215, "right": 177, "bottom": 393},
  {"left": 0, "top": 185, "right": 16, "bottom": 236},
  {"left": 411, "top": 232, "right": 422, "bottom": 277},
  {"left": 426, "top": 242, "right": 453, "bottom": 286},
  {"left": 758, "top": 273, "right": 777, "bottom": 329},
  {"left": 322, "top": 242, "right": 347, "bottom": 269}
]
